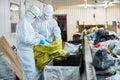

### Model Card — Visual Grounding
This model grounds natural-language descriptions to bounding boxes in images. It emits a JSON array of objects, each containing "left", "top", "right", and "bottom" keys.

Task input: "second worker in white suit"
[{"left": 33, "top": 4, "right": 61, "bottom": 44}]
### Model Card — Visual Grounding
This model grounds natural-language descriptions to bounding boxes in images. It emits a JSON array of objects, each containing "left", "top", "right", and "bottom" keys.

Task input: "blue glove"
[
  {"left": 45, "top": 39, "right": 51, "bottom": 43},
  {"left": 39, "top": 40, "right": 45, "bottom": 45},
  {"left": 39, "top": 39, "right": 50, "bottom": 45}
]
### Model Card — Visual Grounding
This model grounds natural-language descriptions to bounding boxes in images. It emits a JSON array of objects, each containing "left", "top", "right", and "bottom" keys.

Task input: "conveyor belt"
[{"left": 85, "top": 37, "right": 97, "bottom": 80}]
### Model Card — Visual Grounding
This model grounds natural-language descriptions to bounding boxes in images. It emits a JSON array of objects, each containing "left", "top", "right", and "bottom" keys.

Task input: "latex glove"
[
  {"left": 39, "top": 39, "right": 50, "bottom": 45},
  {"left": 45, "top": 39, "right": 51, "bottom": 43}
]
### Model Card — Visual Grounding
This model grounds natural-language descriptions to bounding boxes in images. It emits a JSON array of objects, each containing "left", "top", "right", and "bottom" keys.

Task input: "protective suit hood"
[
  {"left": 25, "top": 5, "right": 41, "bottom": 23},
  {"left": 27, "top": 5, "right": 41, "bottom": 18},
  {"left": 43, "top": 4, "right": 54, "bottom": 17}
]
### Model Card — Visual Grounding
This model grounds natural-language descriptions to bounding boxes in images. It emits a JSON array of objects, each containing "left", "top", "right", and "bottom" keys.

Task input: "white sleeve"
[
  {"left": 32, "top": 19, "right": 46, "bottom": 40},
  {"left": 53, "top": 20, "right": 62, "bottom": 40},
  {"left": 19, "top": 21, "right": 40, "bottom": 46}
]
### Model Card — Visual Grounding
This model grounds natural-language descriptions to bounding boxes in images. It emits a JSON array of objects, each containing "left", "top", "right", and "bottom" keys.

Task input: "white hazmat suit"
[
  {"left": 16, "top": 5, "right": 41, "bottom": 80},
  {"left": 33, "top": 4, "right": 61, "bottom": 42}
]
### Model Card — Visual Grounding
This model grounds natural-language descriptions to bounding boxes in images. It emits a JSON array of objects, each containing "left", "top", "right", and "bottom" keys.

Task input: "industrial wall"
[{"left": 54, "top": 6, "right": 120, "bottom": 40}]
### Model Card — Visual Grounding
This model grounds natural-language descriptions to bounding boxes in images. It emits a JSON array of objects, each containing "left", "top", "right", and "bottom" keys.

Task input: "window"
[{"left": 10, "top": 2, "right": 19, "bottom": 33}]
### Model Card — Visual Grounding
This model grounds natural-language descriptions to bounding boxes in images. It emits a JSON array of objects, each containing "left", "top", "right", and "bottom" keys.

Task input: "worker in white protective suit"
[
  {"left": 16, "top": 5, "right": 47, "bottom": 80},
  {"left": 33, "top": 4, "right": 61, "bottom": 42}
]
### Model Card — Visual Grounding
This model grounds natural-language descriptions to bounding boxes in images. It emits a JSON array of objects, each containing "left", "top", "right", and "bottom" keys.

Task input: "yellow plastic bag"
[
  {"left": 34, "top": 51, "right": 51, "bottom": 70},
  {"left": 34, "top": 40, "right": 69, "bottom": 70},
  {"left": 49, "top": 50, "right": 69, "bottom": 62}
]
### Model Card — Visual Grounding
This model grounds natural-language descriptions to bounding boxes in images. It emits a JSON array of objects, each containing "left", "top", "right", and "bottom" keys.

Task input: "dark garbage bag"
[
  {"left": 92, "top": 50, "right": 114, "bottom": 70},
  {"left": 0, "top": 53, "right": 15, "bottom": 80},
  {"left": 104, "top": 35, "right": 117, "bottom": 40},
  {"left": 96, "top": 30, "right": 109, "bottom": 36},
  {"left": 94, "top": 30, "right": 108, "bottom": 44},
  {"left": 94, "top": 30, "right": 118, "bottom": 44}
]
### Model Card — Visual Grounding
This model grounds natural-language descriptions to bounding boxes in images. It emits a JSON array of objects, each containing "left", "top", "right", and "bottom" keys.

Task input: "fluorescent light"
[{"left": 10, "top": 4, "right": 19, "bottom": 11}]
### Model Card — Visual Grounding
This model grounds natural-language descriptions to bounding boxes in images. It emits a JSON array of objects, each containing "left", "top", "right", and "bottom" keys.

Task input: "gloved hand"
[
  {"left": 39, "top": 39, "right": 51, "bottom": 45},
  {"left": 45, "top": 39, "right": 51, "bottom": 43}
]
